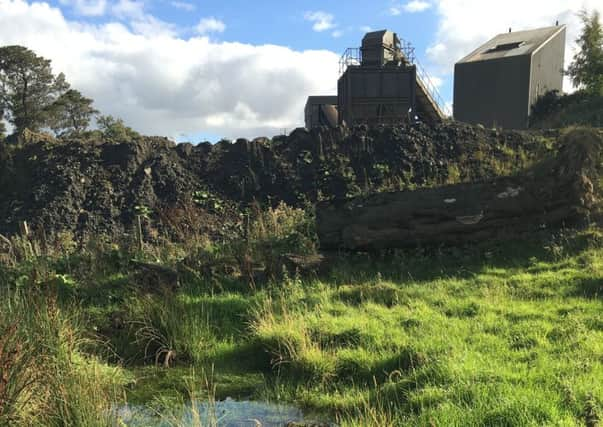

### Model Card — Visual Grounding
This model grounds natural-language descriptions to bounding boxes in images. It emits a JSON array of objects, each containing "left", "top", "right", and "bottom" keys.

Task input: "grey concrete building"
[{"left": 454, "top": 25, "right": 566, "bottom": 129}]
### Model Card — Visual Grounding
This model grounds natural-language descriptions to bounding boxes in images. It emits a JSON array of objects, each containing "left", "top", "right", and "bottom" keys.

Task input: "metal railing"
[
  {"left": 338, "top": 38, "right": 451, "bottom": 117},
  {"left": 400, "top": 40, "right": 416, "bottom": 64},
  {"left": 413, "top": 58, "right": 451, "bottom": 117},
  {"left": 339, "top": 48, "right": 362, "bottom": 75}
]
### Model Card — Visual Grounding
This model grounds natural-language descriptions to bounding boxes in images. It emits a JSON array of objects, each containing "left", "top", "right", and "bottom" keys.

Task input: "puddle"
[{"left": 116, "top": 397, "right": 334, "bottom": 426}]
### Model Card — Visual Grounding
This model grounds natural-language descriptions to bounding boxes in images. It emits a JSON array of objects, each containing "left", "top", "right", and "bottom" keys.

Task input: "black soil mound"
[{"left": 0, "top": 122, "right": 550, "bottom": 238}]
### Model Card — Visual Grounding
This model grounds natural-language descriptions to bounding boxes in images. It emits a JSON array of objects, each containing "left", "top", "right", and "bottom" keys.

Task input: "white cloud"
[
  {"left": 331, "top": 29, "right": 343, "bottom": 38},
  {"left": 58, "top": 0, "right": 106, "bottom": 16},
  {"left": 170, "top": 1, "right": 195, "bottom": 12},
  {"left": 195, "top": 17, "right": 226, "bottom": 34},
  {"left": 426, "top": 0, "right": 603, "bottom": 93},
  {"left": 427, "top": 75, "right": 443, "bottom": 89},
  {"left": 404, "top": 1, "right": 431, "bottom": 13},
  {"left": 360, "top": 25, "right": 373, "bottom": 33},
  {"left": 131, "top": 14, "right": 177, "bottom": 37},
  {"left": 0, "top": 0, "right": 339, "bottom": 139},
  {"left": 108, "top": 0, "right": 176, "bottom": 37},
  {"left": 111, "top": 0, "right": 144, "bottom": 20},
  {"left": 389, "top": 1, "right": 431, "bottom": 15},
  {"left": 304, "top": 11, "right": 335, "bottom": 32}
]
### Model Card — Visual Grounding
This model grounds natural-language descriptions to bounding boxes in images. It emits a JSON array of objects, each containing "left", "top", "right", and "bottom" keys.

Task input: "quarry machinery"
[{"left": 305, "top": 30, "right": 448, "bottom": 128}]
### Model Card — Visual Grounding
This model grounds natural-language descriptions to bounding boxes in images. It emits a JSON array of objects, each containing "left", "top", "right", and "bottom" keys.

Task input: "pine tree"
[
  {"left": 0, "top": 46, "right": 69, "bottom": 134},
  {"left": 47, "top": 89, "right": 99, "bottom": 137}
]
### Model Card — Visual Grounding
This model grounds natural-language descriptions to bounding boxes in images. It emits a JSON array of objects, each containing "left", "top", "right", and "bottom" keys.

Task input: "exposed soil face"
[
  {"left": 0, "top": 122, "right": 550, "bottom": 238},
  {"left": 317, "top": 128, "right": 603, "bottom": 250}
]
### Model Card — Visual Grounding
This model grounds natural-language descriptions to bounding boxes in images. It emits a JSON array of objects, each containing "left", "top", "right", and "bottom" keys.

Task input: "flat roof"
[
  {"left": 306, "top": 96, "right": 338, "bottom": 105},
  {"left": 457, "top": 25, "right": 566, "bottom": 64}
]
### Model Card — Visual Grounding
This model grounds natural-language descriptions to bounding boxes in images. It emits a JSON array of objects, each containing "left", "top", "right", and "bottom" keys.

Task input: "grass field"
[{"left": 1, "top": 217, "right": 602, "bottom": 426}]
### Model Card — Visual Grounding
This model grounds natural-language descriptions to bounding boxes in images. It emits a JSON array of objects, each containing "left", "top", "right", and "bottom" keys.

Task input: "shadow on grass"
[
  {"left": 181, "top": 294, "right": 254, "bottom": 339},
  {"left": 566, "top": 277, "right": 602, "bottom": 298},
  {"left": 320, "top": 229, "right": 603, "bottom": 287}
]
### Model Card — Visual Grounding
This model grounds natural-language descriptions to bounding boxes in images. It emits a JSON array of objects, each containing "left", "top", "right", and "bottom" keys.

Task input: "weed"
[{"left": 131, "top": 294, "right": 214, "bottom": 365}]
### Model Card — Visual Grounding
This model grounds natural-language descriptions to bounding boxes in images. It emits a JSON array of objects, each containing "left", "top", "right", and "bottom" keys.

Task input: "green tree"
[
  {"left": 0, "top": 45, "right": 69, "bottom": 134},
  {"left": 97, "top": 115, "right": 140, "bottom": 142},
  {"left": 48, "top": 89, "right": 99, "bottom": 137},
  {"left": 567, "top": 9, "right": 603, "bottom": 95}
]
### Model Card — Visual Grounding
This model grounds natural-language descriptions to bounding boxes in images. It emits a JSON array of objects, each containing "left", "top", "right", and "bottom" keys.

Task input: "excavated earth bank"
[{"left": 0, "top": 123, "right": 552, "bottom": 239}]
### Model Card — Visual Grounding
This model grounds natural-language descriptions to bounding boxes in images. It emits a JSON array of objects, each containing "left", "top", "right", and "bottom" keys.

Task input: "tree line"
[{"left": 0, "top": 46, "right": 139, "bottom": 142}]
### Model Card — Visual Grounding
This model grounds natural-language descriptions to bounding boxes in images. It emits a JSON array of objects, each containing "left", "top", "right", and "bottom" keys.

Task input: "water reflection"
[{"left": 116, "top": 397, "right": 333, "bottom": 426}]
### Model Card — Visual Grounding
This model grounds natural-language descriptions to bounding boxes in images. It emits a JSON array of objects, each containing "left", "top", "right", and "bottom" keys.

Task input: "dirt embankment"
[{"left": 0, "top": 123, "right": 551, "bottom": 238}]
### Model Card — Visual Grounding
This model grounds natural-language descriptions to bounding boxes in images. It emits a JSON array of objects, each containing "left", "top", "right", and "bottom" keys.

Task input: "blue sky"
[
  {"left": 0, "top": 0, "right": 600, "bottom": 141},
  {"left": 52, "top": 0, "right": 440, "bottom": 51}
]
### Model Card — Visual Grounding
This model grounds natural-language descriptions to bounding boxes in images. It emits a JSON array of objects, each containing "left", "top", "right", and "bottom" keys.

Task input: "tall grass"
[
  {"left": 0, "top": 285, "right": 126, "bottom": 426},
  {"left": 130, "top": 293, "right": 215, "bottom": 366}
]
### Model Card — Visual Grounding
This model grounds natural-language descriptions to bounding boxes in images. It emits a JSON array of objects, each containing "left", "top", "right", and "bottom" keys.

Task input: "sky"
[{"left": 0, "top": 0, "right": 602, "bottom": 141}]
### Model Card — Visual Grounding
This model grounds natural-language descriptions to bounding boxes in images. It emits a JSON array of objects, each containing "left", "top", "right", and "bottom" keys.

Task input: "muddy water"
[{"left": 116, "top": 397, "right": 333, "bottom": 426}]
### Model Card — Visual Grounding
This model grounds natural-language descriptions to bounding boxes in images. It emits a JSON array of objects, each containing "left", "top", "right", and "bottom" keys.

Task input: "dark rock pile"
[{"left": 0, "top": 122, "right": 550, "bottom": 238}]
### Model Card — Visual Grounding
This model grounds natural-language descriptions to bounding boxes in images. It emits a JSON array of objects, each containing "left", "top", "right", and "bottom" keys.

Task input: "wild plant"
[
  {"left": 0, "top": 285, "right": 125, "bottom": 426},
  {"left": 243, "top": 201, "right": 317, "bottom": 280},
  {"left": 0, "top": 321, "right": 37, "bottom": 425},
  {"left": 131, "top": 293, "right": 214, "bottom": 366}
]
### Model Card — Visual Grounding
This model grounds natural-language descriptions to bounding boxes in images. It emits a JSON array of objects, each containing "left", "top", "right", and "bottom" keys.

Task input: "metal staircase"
[{"left": 399, "top": 43, "right": 449, "bottom": 122}]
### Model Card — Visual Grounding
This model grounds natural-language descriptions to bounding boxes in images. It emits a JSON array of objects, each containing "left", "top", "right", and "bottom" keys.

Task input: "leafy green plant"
[
  {"left": 193, "top": 189, "right": 224, "bottom": 213},
  {"left": 134, "top": 205, "right": 152, "bottom": 219}
]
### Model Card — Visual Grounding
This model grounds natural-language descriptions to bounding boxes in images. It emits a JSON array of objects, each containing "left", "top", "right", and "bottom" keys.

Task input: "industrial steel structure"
[
  {"left": 337, "top": 30, "right": 417, "bottom": 126},
  {"left": 454, "top": 25, "right": 566, "bottom": 129},
  {"left": 305, "top": 30, "right": 447, "bottom": 129},
  {"left": 304, "top": 96, "right": 338, "bottom": 129}
]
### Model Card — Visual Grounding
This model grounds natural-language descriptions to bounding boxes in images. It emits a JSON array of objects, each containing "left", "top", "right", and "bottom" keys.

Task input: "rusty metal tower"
[
  {"left": 305, "top": 29, "right": 448, "bottom": 129},
  {"left": 338, "top": 30, "right": 447, "bottom": 126}
]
